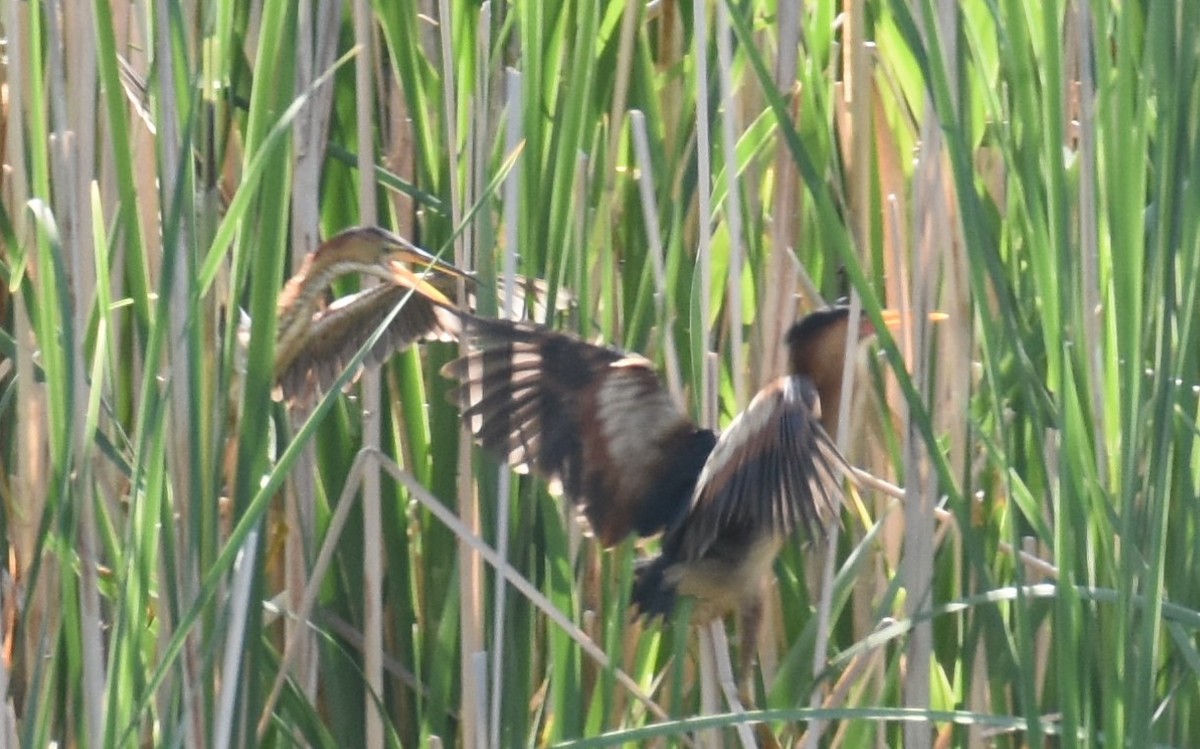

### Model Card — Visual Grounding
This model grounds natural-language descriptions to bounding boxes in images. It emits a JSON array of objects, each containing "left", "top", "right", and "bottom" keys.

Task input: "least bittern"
[
  {"left": 271, "top": 226, "right": 470, "bottom": 403},
  {"left": 441, "top": 306, "right": 895, "bottom": 683},
  {"left": 224, "top": 226, "right": 470, "bottom": 503}
]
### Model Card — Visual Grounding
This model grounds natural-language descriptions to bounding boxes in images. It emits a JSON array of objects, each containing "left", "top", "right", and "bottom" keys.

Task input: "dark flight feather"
[{"left": 443, "top": 313, "right": 855, "bottom": 618}]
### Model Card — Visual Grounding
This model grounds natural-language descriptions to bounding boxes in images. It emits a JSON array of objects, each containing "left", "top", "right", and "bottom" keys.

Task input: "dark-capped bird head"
[
  {"left": 312, "top": 226, "right": 470, "bottom": 283},
  {"left": 785, "top": 306, "right": 901, "bottom": 433},
  {"left": 784, "top": 305, "right": 905, "bottom": 376},
  {"left": 786, "top": 307, "right": 852, "bottom": 379}
]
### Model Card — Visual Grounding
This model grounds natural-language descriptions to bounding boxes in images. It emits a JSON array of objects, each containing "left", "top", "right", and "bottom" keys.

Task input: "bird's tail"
[{"left": 631, "top": 554, "right": 678, "bottom": 619}]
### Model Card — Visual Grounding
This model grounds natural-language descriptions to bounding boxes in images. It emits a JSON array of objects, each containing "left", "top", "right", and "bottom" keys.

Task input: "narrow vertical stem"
[
  {"left": 708, "top": 621, "right": 756, "bottom": 748},
  {"left": 843, "top": 0, "right": 870, "bottom": 253},
  {"left": 693, "top": 0, "right": 715, "bottom": 424},
  {"left": 287, "top": 0, "right": 342, "bottom": 705},
  {"left": 692, "top": 3, "right": 721, "bottom": 730},
  {"left": 352, "top": 2, "right": 384, "bottom": 745},
  {"left": 439, "top": 0, "right": 484, "bottom": 742},
  {"left": 759, "top": 2, "right": 802, "bottom": 382},
  {"left": 806, "top": 0, "right": 870, "bottom": 741},
  {"left": 215, "top": 533, "right": 259, "bottom": 749},
  {"left": 695, "top": 625, "right": 719, "bottom": 749},
  {"left": 49, "top": 0, "right": 106, "bottom": 742},
  {"left": 630, "top": 110, "right": 684, "bottom": 403},
  {"left": 902, "top": 1, "right": 958, "bottom": 745},
  {"left": 1075, "top": 0, "right": 1106, "bottom": 485},
  {"left": 489, "top": 59, "right": 521, "bottom": 749},
  {"left": 604, "top": 0, "right": 641, "bottom": 196},
  {"left": 715, "top": 0, "right": 747, "bottom": 408},
  {"left": 150, "top": 0, "right": 205, "bottom": 743},
  {"left": 806, "top": 297, "right": 864, "bottom": 749}
]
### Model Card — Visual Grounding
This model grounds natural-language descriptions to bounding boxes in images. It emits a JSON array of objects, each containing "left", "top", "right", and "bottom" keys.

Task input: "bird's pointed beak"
[
  {"left": 872, "top": 308, "right": 949, "bottom": 335},
  {"left": 386, "top": 264, "right": 457, "bottom": 306},
  {"left": 879, "top": 309, "right": 904, "bottom": 331},
  {"left": 379, "top": 231, "right": 473, "bottom": 280},
  {"left": 854, "top": 309, "right": 898, "bottom": 338}
]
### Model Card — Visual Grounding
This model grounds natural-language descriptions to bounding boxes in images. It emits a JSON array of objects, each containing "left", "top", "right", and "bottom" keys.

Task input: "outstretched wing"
[
  {"left": 274, "top": 266, "right": 572, "bottom": 405},
  {"left": 276, "top": 281, "right": 461, "bottom": 404},
  {"left": 462, "top": 275, "right": 575, "bottom": 324},
  {"left": 669, "top": 375, "right": 850, "bottom": 562},
  {"left": 442, "top": 316, "right": 715, "bottom": 546}
]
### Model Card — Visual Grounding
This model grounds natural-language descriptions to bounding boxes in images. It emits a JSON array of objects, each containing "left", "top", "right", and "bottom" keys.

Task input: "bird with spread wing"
[
  {"left": 441, "top": 306, "right": 900, "bottom": 679},
  {"left": 250, "top": 226, "right": 563, "bottom": 404},
  {"left": 267, "top": 225, "right": 469, "bottom": 404}
]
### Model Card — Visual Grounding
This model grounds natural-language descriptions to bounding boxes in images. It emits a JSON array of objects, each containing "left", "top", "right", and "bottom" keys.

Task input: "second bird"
[{"left": 443, "top": 306, "right": 893, "bottom": 669}]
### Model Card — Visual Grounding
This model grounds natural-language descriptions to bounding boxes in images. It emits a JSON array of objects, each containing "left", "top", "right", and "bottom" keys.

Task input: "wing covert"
[
  {"left": 276, "top": 283, "right": 460, "bottom": 404},
  {"left": 442, "top": 316, "right": 707, "bottom": 545},
  {"left": 672, "top": 375, "right": 850, "bottom": 562}
]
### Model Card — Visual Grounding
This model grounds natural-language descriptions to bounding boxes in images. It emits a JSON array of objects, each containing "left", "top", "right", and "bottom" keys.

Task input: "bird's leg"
[{"left": 738, "top": 592, "right": 765, "bottom": 707}]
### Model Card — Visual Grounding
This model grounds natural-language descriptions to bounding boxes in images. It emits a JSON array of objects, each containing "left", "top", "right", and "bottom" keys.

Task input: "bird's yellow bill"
[
  {"left": 378, "top": 231, "right": 471, "bottom": 280},
  {"left": 879, "top": 309, "right": 949, "bottom": 329},
  {"left": 386, "top": 263, "right": 456, "bottom": 306}
]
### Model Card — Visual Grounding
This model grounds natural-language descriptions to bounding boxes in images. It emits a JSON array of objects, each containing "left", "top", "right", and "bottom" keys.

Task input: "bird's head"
[
  {"left": 314, "top": 226, "right": 471, "bottom": 284},
  {"left": 784, "top": 305, "right": 911, "bottom": 389}
]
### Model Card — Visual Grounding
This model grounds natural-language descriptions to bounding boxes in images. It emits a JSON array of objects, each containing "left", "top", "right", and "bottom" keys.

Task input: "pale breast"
[{"left": 666, "top": 534, "right": 784, "bottom": 623}]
